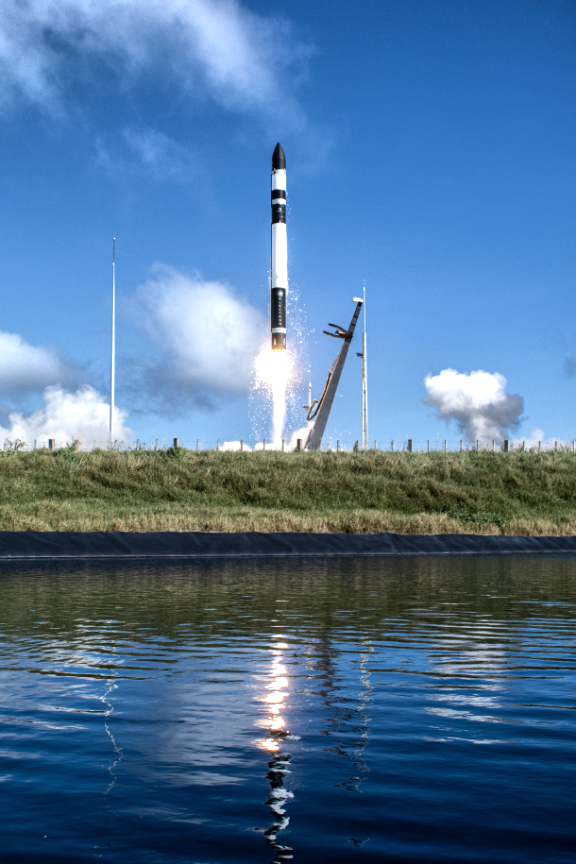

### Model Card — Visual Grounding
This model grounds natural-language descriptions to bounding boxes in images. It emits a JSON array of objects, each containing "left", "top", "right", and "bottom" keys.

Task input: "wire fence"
[{"left": 3, "top": 436, "right": 575, "bottom": 453}]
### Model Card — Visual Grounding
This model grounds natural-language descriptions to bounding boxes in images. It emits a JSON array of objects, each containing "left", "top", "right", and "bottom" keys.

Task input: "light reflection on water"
[{"left": 0, "top": 556, "right": 575, "bottom": 862}]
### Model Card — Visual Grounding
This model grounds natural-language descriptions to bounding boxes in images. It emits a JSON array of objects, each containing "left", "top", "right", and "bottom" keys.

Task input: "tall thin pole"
[
  {"left": 308, "top": 367, "right": 312, "bottom": 410},
  {"left": 110, "top": 237, "right": 115, "bottom": 442},
  {"left": 361, "top": 283, "right": 368, "bottom": 450}
]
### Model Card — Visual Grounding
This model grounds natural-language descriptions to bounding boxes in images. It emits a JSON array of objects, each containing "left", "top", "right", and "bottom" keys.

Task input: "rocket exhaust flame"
[{"left": 255, "top": 346, "right": 290, "bottom": 446}]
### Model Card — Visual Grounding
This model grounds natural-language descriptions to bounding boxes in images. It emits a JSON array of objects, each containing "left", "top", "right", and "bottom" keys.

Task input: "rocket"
[{"left": 271, "top": 142, "right": 287, "bottom": 351}]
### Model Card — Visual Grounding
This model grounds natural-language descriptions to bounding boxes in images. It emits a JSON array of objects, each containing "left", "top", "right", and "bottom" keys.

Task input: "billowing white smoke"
[
  {"left": 133, "top": 265, "right": 266, "bottom": 407},
  {"left": 221, "top": 440, "right": 251, "bottom": 451},
  {"left": 424, "top": 369, "right": 524, "bottom": 442},
  {"left": 0, "top": 331, "right": 75, "bottom": 397},
  {"left": 0, "top": 386, "right": 132, "bottom": 448},
  {"left": 0, "top": 0, "right": 307, "bottom": 121}
]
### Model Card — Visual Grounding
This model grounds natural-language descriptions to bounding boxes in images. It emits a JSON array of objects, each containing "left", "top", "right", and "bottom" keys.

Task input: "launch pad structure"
[{"left": 304, "top": 299, "right": 363, "bottom": 451}]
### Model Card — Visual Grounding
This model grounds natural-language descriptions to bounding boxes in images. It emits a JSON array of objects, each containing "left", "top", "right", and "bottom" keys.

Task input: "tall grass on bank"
[{"left": 0, "top": 446, "right": 575, "bottom": 533}]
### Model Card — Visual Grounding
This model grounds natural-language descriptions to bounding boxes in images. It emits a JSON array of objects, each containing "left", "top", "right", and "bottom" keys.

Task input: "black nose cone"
[{"left": 272, "top": 142, "right": 286, "bottom": 170}]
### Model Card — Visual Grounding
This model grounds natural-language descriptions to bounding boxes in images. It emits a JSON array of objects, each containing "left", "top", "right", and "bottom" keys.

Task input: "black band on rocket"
[
  {"left": 271, "top": 190, "right": 286, "bottom": 200},
  {"left": 271, "top": 287, "right": 286, "bottom": 329},
  {"left": 272, "top": 203, "right": 286, "bottom": 224}
]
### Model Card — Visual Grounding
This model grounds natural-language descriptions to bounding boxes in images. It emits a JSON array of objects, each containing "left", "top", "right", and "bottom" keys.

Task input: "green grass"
[{"left": 0, "top": 446, "right": 575, "bottom": 533}]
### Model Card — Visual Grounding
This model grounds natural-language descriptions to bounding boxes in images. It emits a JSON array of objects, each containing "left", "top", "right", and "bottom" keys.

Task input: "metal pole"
[
  {"left": 110, "top": 238, "right": 115, "bottom": 442},
  {"left": 361, "top": 284, "right": 368, "bottom": 450}
]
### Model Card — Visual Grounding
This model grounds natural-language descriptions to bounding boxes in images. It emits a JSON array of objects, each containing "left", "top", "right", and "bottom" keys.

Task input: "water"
[{"left": 0, "top": 556, "right": 575, "bottom": 863}]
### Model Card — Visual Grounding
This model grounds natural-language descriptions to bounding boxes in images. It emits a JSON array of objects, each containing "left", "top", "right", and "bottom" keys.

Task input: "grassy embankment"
[{"left": 0, "top": 446, "right": 575, "bottom": 533}]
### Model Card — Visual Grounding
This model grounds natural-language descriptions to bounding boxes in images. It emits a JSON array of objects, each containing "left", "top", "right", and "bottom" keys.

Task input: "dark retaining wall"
[{"left": 0, "top": 531, "right": 575, "bottom": 559}]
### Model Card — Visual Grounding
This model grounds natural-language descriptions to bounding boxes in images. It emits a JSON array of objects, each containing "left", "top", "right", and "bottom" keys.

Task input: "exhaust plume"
[{"left": 424, "top": 368, "right": 524, "bottom": 442}]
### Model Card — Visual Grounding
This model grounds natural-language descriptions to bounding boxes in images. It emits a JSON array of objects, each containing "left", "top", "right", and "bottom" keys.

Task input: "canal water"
[{"left": 0, "top": 555, "right": 574, "bottom": 863}]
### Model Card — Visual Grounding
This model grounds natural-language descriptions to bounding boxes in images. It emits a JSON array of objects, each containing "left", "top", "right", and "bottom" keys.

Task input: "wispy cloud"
[
  {"left": 424, "top": 368, "right": 524, "bottom": 442},
  {"left": 96, "top": 127, "right": 207, "bottom": 185},
  {"left": 130, "top": 264, "right": 266, "bottom": 411},
  {"left": 0, "top": 0, "right": 310, "bottom": 125}
]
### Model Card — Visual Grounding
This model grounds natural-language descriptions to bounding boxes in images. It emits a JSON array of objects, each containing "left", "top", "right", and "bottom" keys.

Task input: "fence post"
[
  {"left": 33, "top": 439, "right": 36, "bottom": 450},
  {"left": 296, "top": 438, "right": 302, "bottom": 451},
  {"left": 155, "top": 439, "right": 158, "bottom": 450},
  {"left": 460, "top": 440, "right": 463, "bottom": 452},
  {"left": 555, "top": 440, "right": 558, "bottom": 452},
  {"left": 337, "top": 439, "right": 340, "bottom": 452},
  {"left": 407, "top": 439, "right": 413, "bottom": 453},
  {"left": 427, "top": 440, "right": 430, "bottom": 453},
  {"left": 476, "top": 440, "right": 479, "bottom": 451},
  {"left": 538, "top": 441, "right": 541, "bottom": 452},
  {"left": 240, "top": 439, "right": 243, "bottom": 451},
  {"left": 444, "top": 440, "right": 447, "bottom": 452},
  {"left": 48, "top": 439, "right": 55, "bottom": 451},
  {"left": 263, "top": 439, "right": 266, "bottom": 451},
  {"left": 196, "top": 439, "right": 200, "bottom": 452},
  {"left": 217, "top": 439, "right": 220, "bottom": 452},
  {"left": 502, "top": 440, "right": 509, "bottom": 452},
  {"left": 374, "top": 440, "right": 377, "bottom": 450},
  {"left": 391, "top": 439, "right": 395, "bottom": 452},
  {"left": 281, "top": 439, "right": 285, "bottom": 451},
  {"left": 173, "top": 438, "right": 179, "bottom": 449},
  {"left": 492, "top": 440, "right": 495, "bottom": 452}
]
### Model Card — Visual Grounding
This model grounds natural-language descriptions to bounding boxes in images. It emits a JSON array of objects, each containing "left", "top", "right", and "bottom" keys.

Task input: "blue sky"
[{"left": 0, "top": 0, "right": 575, "bottom": 447}]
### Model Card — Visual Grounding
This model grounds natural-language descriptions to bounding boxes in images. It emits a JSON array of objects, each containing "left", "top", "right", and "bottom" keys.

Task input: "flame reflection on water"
[{"left": 255, "top": 646, "right": 294, "bottom": 861}]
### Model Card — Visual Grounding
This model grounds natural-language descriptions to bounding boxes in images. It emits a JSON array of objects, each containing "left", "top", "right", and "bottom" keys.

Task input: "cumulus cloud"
[
  {"left": 0, "top": 385, "right": 132, "bottom": 448},
  {"left": 0, "top": 331, "right": 76, "bottom": 397},
  {"left": 0, "top": 0, "right": 309, "bottom": 122},
  {"left": 132, "top": 264, "right": 266, "bottom": 409},
  {"left": 424, "top": 368, "right": 524, "bottom": 442}
]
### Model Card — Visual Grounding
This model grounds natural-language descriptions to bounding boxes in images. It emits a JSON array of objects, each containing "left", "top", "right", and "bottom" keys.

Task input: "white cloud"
[
  {"left": 0, "top": 331, "right": 75, "bottom": 397},
  {"left": 0, "top": 0, "right": 308, "bottom": 123},
  {"left": 132, "top": 264, "right": 266, "bottom": 407},
  {"left": 424, "top": 368, "right": 524, "bottom": 442},
  {"left": 0, "top": 385, "right": 132, "bottom": 448}
]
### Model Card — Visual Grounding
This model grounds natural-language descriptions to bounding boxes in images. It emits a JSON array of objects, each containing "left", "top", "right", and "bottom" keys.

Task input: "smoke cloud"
[
  {"left": 0, "top": 0, "right": 308, "bottom": 122},
  {"left": 132, "top": 265, "right": 266, "bottom": 409},
  {"left": 424, "top": 368, "right": 524, "bottom": 442},
  {"left": 0, "top": 385, "right": 132, "bottom": 448},
  {"left": 0, "top": 331, "right": 76, "bottom": 397}
]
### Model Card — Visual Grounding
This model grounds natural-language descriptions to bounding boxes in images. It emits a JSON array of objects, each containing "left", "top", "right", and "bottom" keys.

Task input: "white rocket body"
[{"left": 271, "top": 143, "right": 287, "bottom": 350}]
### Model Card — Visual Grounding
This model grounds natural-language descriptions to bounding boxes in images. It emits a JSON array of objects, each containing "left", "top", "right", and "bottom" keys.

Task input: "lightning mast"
[
  {"left": 110, "top": 237, "right": 115, "bottom": 443},
  {"left": 361, "top": 283, "right": 368, "bottom": 450}
]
